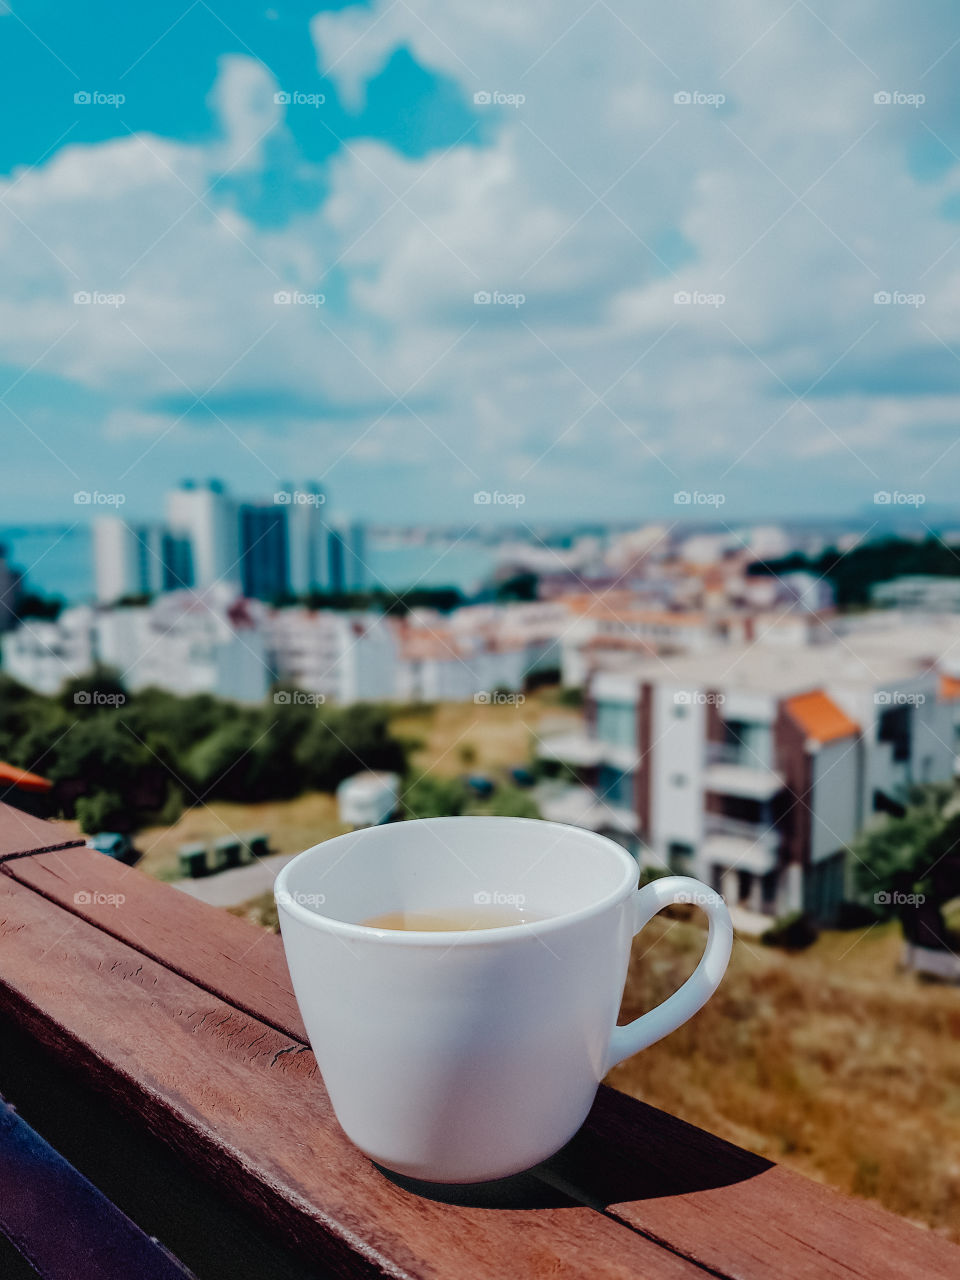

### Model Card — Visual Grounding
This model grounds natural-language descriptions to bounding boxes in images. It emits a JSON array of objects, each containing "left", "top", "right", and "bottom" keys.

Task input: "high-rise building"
[
  {"left": 92, "top": 482, "right": 365, "bottom": 606},
  {"left": 327, "top": 519, "right": 366, "bottom": 593},
  {"left": 93, "top": 518, "right": 166, "bottom": 603},
  {"left": 238, "top": 503, "right": 289, "bottom": 602},
  {"left": 165, "top": 480, "right": 238, "bottom": 590},
  {"left": 287, "top": 482, "right": 329, "bottom": 596}
]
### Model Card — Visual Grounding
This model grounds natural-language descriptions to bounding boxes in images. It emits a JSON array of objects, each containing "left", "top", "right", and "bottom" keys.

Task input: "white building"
[
  {"left": 872, "top": 576, "right": 960, "bottom": 613},
  {"left": 536, "top": 617, "right": 960, "bottom": 923},
  {"left": 165, "top": 481, "right": 239, "bottom": 590},
  {"left": 2, "top": 606, "right": 97, "bottom": 694},
  {"left": 3, "top": 591, "right": 270, "bottom": 703},
  {"left": 93, "top": 518, "right": 167, "bottom": 603},
  {"left": 267, "top": 609, "right": 397, "bottom": 704}
]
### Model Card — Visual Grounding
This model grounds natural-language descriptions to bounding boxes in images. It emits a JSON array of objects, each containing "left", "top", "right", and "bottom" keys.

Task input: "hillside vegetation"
[{"left": 610, "top": 914, "right": 960, "bottom": 1240}]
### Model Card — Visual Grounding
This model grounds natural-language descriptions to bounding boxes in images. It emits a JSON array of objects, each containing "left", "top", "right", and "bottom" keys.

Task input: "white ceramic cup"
[{"left": 275, "top": 816, "right": 732, "bottom": 1183}]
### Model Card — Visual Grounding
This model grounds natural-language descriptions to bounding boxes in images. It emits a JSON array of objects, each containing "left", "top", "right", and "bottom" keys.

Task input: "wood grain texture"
[
  {"left": 4, "top": 843, "right": 306, "bottom": 1041},
  {"left": 0, "top": 801, "right": 84, "bottom": 860},
  {"left": 3, "top": 813, "right": 960, "bottom": 1279}
]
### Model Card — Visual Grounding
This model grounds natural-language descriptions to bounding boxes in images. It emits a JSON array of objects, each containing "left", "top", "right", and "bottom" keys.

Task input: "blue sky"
[{"left": 2, "top": 1, "right": 960, "bottom": 528}]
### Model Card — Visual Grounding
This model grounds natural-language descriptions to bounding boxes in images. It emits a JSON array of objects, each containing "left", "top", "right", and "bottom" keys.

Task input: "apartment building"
[
  {"left": 3, "top": 591, "right": 271, "bottom": 703},
  {"left": 537, "top": 620, "right": 960, "bottom": 922},
  {"left": 267, "top": 608, "right": 398, "bottom": 705}
]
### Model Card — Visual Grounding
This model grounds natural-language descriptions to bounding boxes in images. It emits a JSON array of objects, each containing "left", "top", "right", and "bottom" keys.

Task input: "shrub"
[{"left": 761, "top": 910, "right": 819, "bottom": 951}]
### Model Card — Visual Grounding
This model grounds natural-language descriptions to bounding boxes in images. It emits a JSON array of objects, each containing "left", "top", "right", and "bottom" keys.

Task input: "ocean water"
[{"left": 0, "top": 525, "right": 498, "bottom": 604}]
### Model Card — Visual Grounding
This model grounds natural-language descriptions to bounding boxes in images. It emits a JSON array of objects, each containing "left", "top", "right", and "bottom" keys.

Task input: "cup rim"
[{"left": 274, "top": 816, "right": 639, "bottom": 945}]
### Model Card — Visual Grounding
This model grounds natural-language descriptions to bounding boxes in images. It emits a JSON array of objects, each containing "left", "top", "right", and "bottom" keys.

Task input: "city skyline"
[{"left": 1, "top": 3, "right": 959, "bottom": 525}]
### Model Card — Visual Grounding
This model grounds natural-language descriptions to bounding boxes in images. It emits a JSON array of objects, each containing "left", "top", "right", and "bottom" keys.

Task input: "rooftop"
[
  {"left": 604, "top": 619, "right": 960, "bottom": 696},
  {"left": 785, "top": 690, "right": 860, "bottom": 744}
]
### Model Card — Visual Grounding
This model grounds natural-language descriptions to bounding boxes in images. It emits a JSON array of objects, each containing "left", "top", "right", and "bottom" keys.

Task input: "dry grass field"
[
  {"left": 389, "top": 690, "right": 580, "bottom": 779},
  {"left": 134, "top": 791, "right": 346, "bottom": 879},
  {"left": 610, "top": 912, "right": 960, "bottom": 1241}
]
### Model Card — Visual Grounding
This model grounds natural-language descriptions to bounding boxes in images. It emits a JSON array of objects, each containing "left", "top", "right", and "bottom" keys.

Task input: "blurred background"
[{"left": 1, "top": 0, "right": 959, "bottom": 1242}]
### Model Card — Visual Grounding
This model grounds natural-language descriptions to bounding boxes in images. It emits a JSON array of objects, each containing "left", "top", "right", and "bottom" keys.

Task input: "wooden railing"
[{"left": 1, "top": 800, "right": 958, "bottom": 1279}]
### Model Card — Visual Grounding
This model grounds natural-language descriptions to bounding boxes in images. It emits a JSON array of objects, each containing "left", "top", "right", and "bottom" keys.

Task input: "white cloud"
[{"left": 3, "top": 2, "right": 960, "bottom": 518}]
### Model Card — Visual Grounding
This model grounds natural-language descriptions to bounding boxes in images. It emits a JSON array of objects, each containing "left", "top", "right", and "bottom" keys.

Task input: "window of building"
[
  {"left": 595, "top": 700, "right": 636, "bottom": 748},
  {"left": 597, "top": 765, "right": 633, "bottom": 809},
  {"left": 667, "top": 841, "right": 695, "bottom": 874},
  {"left": 877, "top": 704, "right": 911, "bottom": 763}
]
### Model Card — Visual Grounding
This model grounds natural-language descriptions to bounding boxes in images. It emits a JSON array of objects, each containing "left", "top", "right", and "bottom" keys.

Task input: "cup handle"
[{"left": 605, "top": 876, "right": 733, "bottom": 1072}]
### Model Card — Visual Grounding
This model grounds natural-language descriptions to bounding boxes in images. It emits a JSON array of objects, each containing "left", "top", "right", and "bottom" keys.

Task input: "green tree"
[
  {"left": 853, "top": 783, "right": 960, "bottom": 948},
  {"left": 401, "top": 774, "right": 468, "bottom": 819}
]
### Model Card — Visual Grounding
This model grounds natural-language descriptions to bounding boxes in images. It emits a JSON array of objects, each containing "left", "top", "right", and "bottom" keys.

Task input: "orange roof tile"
[
  {"left": 0, "top": 761, "right": 52, "bottom": 793},
  {"left": 784, "top": 690, "right": 859, "bottom": 745},
  {"left": 939, "top": 674, "right": 960, "bottom": 702}
]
